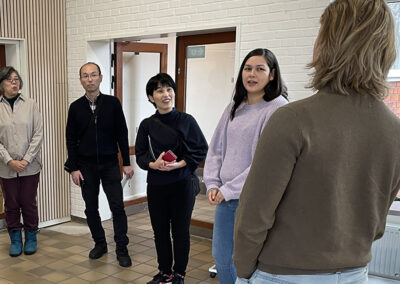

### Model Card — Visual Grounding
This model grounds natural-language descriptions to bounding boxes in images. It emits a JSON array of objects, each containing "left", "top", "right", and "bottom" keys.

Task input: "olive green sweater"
[{"left": 234, "top": 87, "right": 400, "bottom": 277}]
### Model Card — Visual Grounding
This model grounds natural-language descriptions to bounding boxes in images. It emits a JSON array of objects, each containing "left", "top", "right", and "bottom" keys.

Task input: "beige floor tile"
[
  {"left": 130, "top": 263, "right": 157, "bottom": 275},
  {"left": 113, "top": 269, "right": 143, "bottom": 281},
  {"left": 63, "top": 245, "right": 88, "bottom": 254},
  {"left": 58, "top": 277, "right": 90, "bottom": 284},
  {"left": 92, "top": 263, "right": 121, "bottom": 275},
  {"left": 10, "top": 260, "right": 40, "bottom": 271},
  {"left": 96, "top": 276, "right": 129, "bottom": 284},
  {"left": 63, "top": 254, "right": 88, "bottom": 264},
  {"left": 131, "top": 253, "right": 153, "bottom": 263},
  {"left": 46, "top": 259, "right": 75, "bottom": 270},
  {"left": 41, "top": 271, "right": 71, "bottom": 283},
  {"left": 78, "top": 270, "right": 108, "bottom": 282},
  {"left": 60, "top": 264, "right": 90, "bottom": 275},
  {"left": 130, "top": 275, "right": 153, "bottom": 284}
]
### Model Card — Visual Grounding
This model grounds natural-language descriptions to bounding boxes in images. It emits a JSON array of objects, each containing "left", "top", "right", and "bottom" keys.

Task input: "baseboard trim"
[{"left": 124, "top": 196, "right": 147, "bottom": 207}]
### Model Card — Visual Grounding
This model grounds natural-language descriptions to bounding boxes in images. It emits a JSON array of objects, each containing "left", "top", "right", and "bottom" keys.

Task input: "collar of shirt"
[
  {"left": 85, "top": 93, "right": 100, "bottom": 112},
  {"left": 0, "top": 93, "right": 25, "bottom": 103}
]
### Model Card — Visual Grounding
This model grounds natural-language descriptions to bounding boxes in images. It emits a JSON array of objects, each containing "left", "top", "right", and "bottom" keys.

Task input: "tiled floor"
[
  {"left": 0, "top": 210, "right": 218, "bottom": 284},
  {"left": 192, "top": 194, "right": 215, "bottom": 224},
  {"left": 0, "top": 198, "right": 398, "bottom": 284}
]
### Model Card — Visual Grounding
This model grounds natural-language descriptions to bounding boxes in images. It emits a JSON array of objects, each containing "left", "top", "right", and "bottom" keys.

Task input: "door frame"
[
  {"left": 114, "top": 42, "right": 168, "bottom": 105},
  {"left": 175, "top": 31, "right": 235, "bottom": 112},
  {"left": 113, "top": 42, "right": 168, "bottom": 174}
]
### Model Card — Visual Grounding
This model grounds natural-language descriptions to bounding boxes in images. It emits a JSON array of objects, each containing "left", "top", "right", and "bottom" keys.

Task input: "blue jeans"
[
  {"left": 213, "top": 199, "right": 239, "bottom": 284},
  {"left": 235, "top": 267, "right": 368, "bottom": 284}
]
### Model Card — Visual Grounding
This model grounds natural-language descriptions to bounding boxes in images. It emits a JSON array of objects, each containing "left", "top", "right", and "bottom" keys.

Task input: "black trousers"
[
  {"left": 79, "top": 159, "right": 129, "bottom": 248},
  {"left": 147, "top": 177, "right": 195, "bottom": 275}
]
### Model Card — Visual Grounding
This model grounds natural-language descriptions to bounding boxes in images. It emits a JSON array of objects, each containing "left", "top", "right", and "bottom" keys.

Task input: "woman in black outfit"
[{"left": 135, "top": 73, "right": 208, "bottom": 284}]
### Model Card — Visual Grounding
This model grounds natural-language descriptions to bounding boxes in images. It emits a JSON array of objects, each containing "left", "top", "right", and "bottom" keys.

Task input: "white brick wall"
[{"left": 66, "top": 0, "right": 329, "bottom": 217}]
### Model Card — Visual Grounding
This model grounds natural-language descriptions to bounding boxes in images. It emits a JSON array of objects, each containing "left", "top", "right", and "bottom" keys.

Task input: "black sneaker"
[
  {"left": 88, "top": 243, "right": 107, "bottom": 259},
  {"left": 116, "top": 247, "right": 132, "bottom": 267},
  {"left": 172, "top": 273, "right": 184, "bottom": 284},
  {"left": 147, "top": 271, "right": 174, "bottom": 284}
]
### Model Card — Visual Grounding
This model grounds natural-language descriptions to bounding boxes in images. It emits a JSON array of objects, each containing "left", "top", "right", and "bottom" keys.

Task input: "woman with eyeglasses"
[{"left": 0, "top": 66, "right": 43, "bottom": 257}]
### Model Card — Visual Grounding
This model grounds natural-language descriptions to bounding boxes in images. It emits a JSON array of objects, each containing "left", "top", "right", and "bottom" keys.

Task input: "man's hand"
[
  {"left": 7, "top": 160, "right": 27, "bottom": 173},
  {"left": 123, "top": 166, "right": 134, "bottom": 179},
  {"left": 71, "top": 170, "right": 84, "bottom": 186}
]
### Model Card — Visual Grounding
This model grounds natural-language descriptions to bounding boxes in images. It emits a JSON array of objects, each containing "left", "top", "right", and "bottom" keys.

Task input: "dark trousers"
[
  {"left": 147, "top": 177, "right": 195, "bottom": 275},
  {"left": 79, "top": 159, "right": 129, "bottom": 248},
  {"left": 0, "top": 173, "right": 40, "bottom": 232}
]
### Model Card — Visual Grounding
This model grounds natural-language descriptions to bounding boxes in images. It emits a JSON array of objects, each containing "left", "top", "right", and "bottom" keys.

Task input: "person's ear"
[
  {"left": 148, "top": 95, "right": 154, "bottom": 103},
  {"left": 269, "top": 69, "right": 275, "bottom": 81}
]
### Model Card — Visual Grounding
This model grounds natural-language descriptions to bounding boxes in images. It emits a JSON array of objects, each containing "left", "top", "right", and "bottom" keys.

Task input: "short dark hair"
[
  {"left": 231, "top": 48, "right": 288, "bottom": 120},
  {"left": 79, "top": 62, "right": 102, "bottom": 77},
  {"left": 0, "top": 66, "right": 23, "bottom": 92},
  {"left": 146, "top": 73, "right": 176, "bottom": 108}
]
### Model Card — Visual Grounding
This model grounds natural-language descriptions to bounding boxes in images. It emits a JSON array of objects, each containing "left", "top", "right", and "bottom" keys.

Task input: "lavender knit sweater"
[{"left": 203, "top": 96, "right": 287, "bottom": 201}]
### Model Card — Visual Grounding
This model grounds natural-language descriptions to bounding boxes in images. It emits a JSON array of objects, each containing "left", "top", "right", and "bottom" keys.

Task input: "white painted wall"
[{"left": 66, "top": 0, "right": 330, "bottom": 217}]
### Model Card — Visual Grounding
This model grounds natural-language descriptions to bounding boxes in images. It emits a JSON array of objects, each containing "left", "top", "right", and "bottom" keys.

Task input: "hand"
[
  {"left": 7, "top": 160, "right": 27, "bottom": 173},
  {"left": 163, "top": 160, "right": 186, "bottom": 171},
  {"left": 215, "top": 190, "right": 225, "bottom": 204},
  {"left": 208, "top": 188, "right": 219, "bottom": 205},
  {"left": 20, "top": 160, "right": 29, "bottom": 167},
  {"left": 123, "top": 166, "right": 134, "bottom": 179},
  {"left": 149, "top": 152, "right": 171, "bottom": 171},
  {"left": 71, "top": 170, "right": 84, "bottom": 186}
]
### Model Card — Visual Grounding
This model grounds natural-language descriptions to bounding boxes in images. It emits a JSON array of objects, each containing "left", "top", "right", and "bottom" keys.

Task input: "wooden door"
[{"left": 114, "top": 42, "right": 168, "bottom": 178}]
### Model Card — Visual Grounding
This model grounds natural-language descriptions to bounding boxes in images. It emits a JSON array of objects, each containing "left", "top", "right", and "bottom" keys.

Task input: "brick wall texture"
[{"left": 386, "top": 81, "right": 400, "bottom": 118}]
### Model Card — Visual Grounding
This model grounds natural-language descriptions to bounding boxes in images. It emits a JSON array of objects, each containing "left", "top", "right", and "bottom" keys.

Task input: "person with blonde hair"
[{"left": 233, "top": 0, "right": 399, "bottom": 283}]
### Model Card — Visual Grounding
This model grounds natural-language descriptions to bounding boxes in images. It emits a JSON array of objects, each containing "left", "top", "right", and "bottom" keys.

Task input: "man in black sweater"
[{"left": 65, "top": 62, "right": 134, "bottom": 267}]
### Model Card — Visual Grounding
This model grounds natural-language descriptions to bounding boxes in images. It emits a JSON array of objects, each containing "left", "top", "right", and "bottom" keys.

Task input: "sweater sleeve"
[
  {"left": 65, "top": 104, "right": 80, "bottom": 172},
  {"left": 203, "top": 105, "right": 230, "bottom": 192},
  {"left": 180, "top": 115, "right": 208, "bottom": 172},
  {"left": 114, "top": 98, "right": 130, "bottom": 166},
  {"left": 134, "top": 119, "right": 153, "bottom": 171},
  {"left": 233, "top": 106, "right": 302, "bottom": 279},
  {"left": 23, "top": 101, "right": 43, "bottom": 163}
]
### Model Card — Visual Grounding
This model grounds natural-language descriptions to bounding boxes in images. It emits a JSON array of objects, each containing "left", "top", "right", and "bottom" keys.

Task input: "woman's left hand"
[
  {"left": 163, "top": 160, "right": 186, "bottom": 171},
  {"left": 215, "top": 190, "right": 225, "bottom": 204}
]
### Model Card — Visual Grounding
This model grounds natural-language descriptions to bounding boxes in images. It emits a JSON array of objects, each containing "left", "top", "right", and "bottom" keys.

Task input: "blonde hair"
[{"left": 308, "top": 0, "right": 396, "bottom": 99}]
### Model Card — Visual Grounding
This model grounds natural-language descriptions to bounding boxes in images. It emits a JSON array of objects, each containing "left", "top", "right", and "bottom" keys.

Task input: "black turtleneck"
[
  {"left": 135, "top": 108, "right": 208, "bottom": 185},
  {"left": 4, "top": 94, "right": 20, "bottom": 111}
]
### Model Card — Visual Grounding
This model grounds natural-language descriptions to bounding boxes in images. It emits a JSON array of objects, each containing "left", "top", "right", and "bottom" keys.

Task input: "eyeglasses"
[
  {"left": 5, "top": 78, "right": 20, "bottom": 83},
  {"left": 81, "top": 73, "right": 100, "bottom": 80}
]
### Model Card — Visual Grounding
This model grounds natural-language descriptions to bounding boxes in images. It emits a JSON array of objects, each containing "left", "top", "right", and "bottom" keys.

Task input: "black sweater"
[
  {"left": 135, "top": 109, "right": 208, "bottom": 185},
  {"left": 66, "top": 94, "right": 130, "bottom": 171}
]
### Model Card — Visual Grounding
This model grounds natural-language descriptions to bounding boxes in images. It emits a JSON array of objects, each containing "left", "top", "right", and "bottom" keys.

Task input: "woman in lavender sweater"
[{"left": 203, "top": 48, "right": 288, "bottom": 284}]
